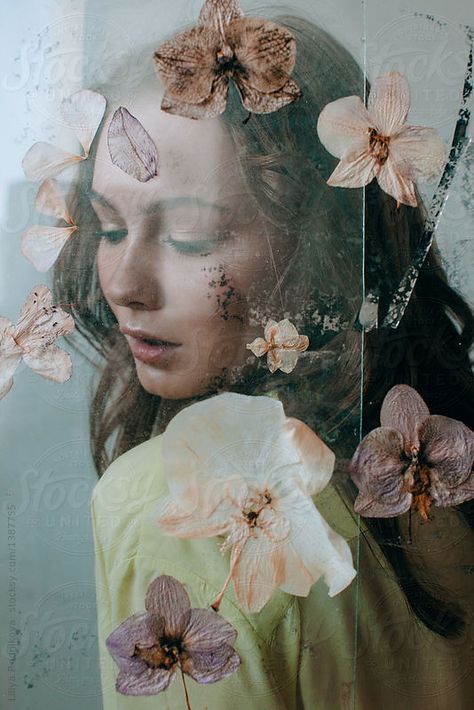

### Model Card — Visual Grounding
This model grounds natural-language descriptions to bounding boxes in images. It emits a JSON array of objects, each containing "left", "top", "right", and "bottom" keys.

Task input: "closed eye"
[{"left": 95, "top": 229, "right": 128, "bottom": 244}]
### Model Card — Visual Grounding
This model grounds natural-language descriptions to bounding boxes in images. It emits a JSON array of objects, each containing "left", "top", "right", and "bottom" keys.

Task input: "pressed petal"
[
  {"left": 116, "top": 665, "right": 174, "bottom": 696},
  {"left": 272, "top": 348, "right": 299, "bottom": 373},
  {"left": 368, "top": 71, "right": 410, "bottom": 135},
  {"left": 35, "top": 179, "right": 74, "bottom": 223},
  {"left": 390, "top": 125, "right": 446, "bottom": 182},
  {"left": 317, "top": 95, "right": 371, "bottom": 159},
  {"left": 380, "top": 385, "right": 429, "bottom": 454},
  {"left": 182, "top": 644, "right": 240, "bottom": 683},
  {"left": 246, "top": 336, "right": 269, "bottom": 357},
  {"left": 229, "top": 17, "right": 297, "bottom": 93},
  {"left": 0, "top": 317, "right": 22, "bottom": 399},
  {"left": 22, "top": 345, "right": 72, "bottom": 383},
  {"left": 21, "top": 225, "right": 77, "bottom": 272},
  {"left": 272, "top": 318, "right": 301, "bottom": 346},
  {"left": 349, "top": 427, "right": 407, "bottom": 504},
  {"left": 14, "top": 285, "right": 74, "bottom": 349},
  {"left": 263, "top": 319, "right": 278, "bottom": 341},
  {"left": 61, "top": 89, "right": 106, "bottom": 156},
  {"left": 152, "top": 494, "right": 233, "bottom": 538},
  {"left": 281, "top": 417, "right": 335, "bottom": 496},
  {"left": 154, "top": 26, "right": 220, "bottom": 104},
  {"left": 182, "top": 607, "right": 237, "bottom": 651},
  {"left": 106, "top": 611, "right": 163, "bottom": 665},
  {"left": 160, "top": 74, "right": 230, "bottom": 120},
  {"left": 354, "top": 489, "right": 412, "bottom": 517},
  {"left": 419, "top": 415, "right": 474, "bottom": 489},
  {"left": 107, "top": 107, "right": 159, "bottom": 182},
  {"left": 231, "top": 533, "right": 281, "bottom": 612},
  {"left": 22, "top": 142, "right": 85, "bottom": 181},
  {"left": 327, "top": 146, "right": 377, "bottom": 188},
  {"left": 429, "top": 475, "right": 474, "bottom": 508},
  {"left": 144, "top": 575, "right": 190, "bottom": 637},
  {"left": 267, "top": 347, "right": 283, "bottom": 373},
  {"left": 236, "top": 76, "right": 301, "bottom": 114},
  {"left": 376, "top": 158, "right": 418, "bottom": 207},
  {"left": 276, "top": 539, "right": 315, "bottom": 596},
  {"left": 198, "top": 0, "right": 243, "bottom": 29}
]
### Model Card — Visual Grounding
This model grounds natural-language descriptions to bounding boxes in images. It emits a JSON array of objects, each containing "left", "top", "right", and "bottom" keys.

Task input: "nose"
[{"left": 100, "top": 231, "right": 164, "bottom": 311}]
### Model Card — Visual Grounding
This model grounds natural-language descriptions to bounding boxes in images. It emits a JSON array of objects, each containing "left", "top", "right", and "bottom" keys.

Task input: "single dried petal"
[
  {"left": 376, "top": 158, "right": 418, "bottom": 207},
  {"left": 22, "top": 345, "right": 72, "bottom": 383},
  {"left": 267, "top": 347, "right": 283, "bottom": 373},
  {"left": 198, "top": 0, "right": 243, "bottom": 29},
  {"left": 236, "top": 75, "right": 301, "bottom": 114},
  {"left": 246, "top": 336, "right": 269, "bottom": 357},
  {"left": 272, "top": 348, "right": 299, "bottom": 373},
  {"left": 272, "top": 318, "right": 301, "bottom": 346},
  {"left": 116, "top": 665, "right": 173, "bottom": 696},
  {"left": 144, "top": 575, "right": 190, "bottom": 637},
  {"left": 326, "top": 145, "right": 377, "bottom": 188},
  {"left": 390, "top": 125, "right": 446, "bottom": 182},
  {"left": 419, "top": 415, "right": 474, "bottom": 489},
  {"left": 316, "top": 95, "right": 371, "bottom": 159},
  {"left": 22, "top": 142, "right": 85, "bottom": 181},
  {"left": 282, "top": 417, "right": 335, "bottom": 496},
  {"left": 160, "top": 74, "right": 230, "bottom": 120},
  {"left": 182, "top": 607, "right": 237, "bottom": 651},
  {"left": 107, "top": 107, "right": 159, "bottom": 182},
  {"left": 368, "top": 71, "right": 410, "bottom": 135},
  {"left": 0, "top": 317, "right": 22, "bottom": 399},
  {"left": 354, "top": 489, "right": 412, "bottom": 517},
  {"left": 380, "top": 385, "right": 430, "bottom": 454},
  {"left": 349, "top": 427, "right": 407, "bottom": 504},
  {"left": 35, "top": 179, "right": 74, "bottom": 223},
  {"left": 182, "top": 644, "right": 240, "bottom": 683},
  {"left": 61, "top": 89, "right": 106, "bottom": 156},
  {"left": 21, "top": 225, "right": 77, "bottom": 272},
  {"left": 263, "top": 319, "right": 279, "bottom": 341},
  {"left": 153, "top": 494, "right": 232, "bottom": 538},
  {"left": 429, "top": 476, "right": 474, "bottom": 507},
  {"left": 231, "top": 533, "right": 281, "bottom": 612}
]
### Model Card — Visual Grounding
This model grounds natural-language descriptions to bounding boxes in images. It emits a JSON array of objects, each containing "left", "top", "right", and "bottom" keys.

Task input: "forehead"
[{"left": 92, "top": 90, "right": 245, "bottom": 210}]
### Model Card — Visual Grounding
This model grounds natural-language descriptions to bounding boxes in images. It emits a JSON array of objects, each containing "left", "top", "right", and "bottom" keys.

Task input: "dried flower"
[
  {"left": 0, "top": 285, "right": 74, "bottom": 399},
  {"left": 105, "top": 575, "right": 240, "bottom": 696},
  {"left": 246, "top": 318, "right": 309, "bottom": 374},
  {"left": 153, "top": 393, "right": 356, "bottom": 613},
  {"left": 349, "top": 385, "right": 474, "bottom": 520},
  {"left": 107, "top": 107, "right": 159, "bottom": 182},
  {"left": 316, "top": 72, "right": 446, "bottom": 206},
  {"left": 153, "top": 0, "right": 301, "bottom": 120},
  {"left": 21, "top": 179, "right": 78, "bottom": 271},
  {"left": 22, "top": 89, "right": 106, "bottom": 181}
]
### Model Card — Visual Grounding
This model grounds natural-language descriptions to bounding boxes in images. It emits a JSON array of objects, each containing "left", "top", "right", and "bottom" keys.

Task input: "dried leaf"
[{"left": 107, "top": 107, "right": 159, "bottom": 182}]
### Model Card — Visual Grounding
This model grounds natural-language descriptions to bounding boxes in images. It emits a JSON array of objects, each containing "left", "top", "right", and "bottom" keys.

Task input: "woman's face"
[{"left": 92, "top": 94, "right": 288, "bottom": 399}]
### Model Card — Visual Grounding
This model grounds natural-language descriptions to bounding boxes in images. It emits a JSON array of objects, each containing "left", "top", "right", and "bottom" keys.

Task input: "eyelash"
[{"left": 96, "top": 229, "right": 220, "bottom": 257}]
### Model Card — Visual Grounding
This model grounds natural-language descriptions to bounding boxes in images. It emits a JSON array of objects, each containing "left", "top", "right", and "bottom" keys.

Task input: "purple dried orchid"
[
  {"left": 349, "top": 385, "right": 474, "bottom": 520},
  {"left": 105, "top": 575, "right": 240, "bottom": 699}
]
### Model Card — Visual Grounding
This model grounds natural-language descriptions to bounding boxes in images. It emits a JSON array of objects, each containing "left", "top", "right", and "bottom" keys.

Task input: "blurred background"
[{"left": 1, "top": 1, "right": 473, "bottom": 708}]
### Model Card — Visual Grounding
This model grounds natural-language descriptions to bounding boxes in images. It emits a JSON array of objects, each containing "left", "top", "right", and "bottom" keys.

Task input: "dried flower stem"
[{"left": 180, "top": 664, "right": 192, "bottom": 710}]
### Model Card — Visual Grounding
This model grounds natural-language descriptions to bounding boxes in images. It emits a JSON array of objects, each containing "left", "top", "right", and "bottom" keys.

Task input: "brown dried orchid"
[
  {"left": 0, "top": 285, "right": 74, "bottom": 399},
  {"left": 316, "top": 72, "right": 446, "bottom": 207},
  {"left": 105, "top": 575, "right": 240, "bottom": 700},
  {"left": 153, "top": 0, "right": 301, "bottom": 119},
  {"left": 246, "top": 318, "right": 309, "bottom": 374},
  {"left": 349, "top": 385, "right": 474, "bottom": 520}
]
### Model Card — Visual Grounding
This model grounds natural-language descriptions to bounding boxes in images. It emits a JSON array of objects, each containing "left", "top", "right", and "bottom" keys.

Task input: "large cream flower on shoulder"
[{"left": 152, "top": 393, "right": 356, "bottom": 614}]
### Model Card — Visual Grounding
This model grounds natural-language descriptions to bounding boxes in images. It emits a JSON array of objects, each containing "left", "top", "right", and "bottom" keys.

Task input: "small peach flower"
[
  {"left": 317, "top": 72, "right": 446, "bottom": 207},
  {"left": 246, "top": 318, "right": 309, "bottom": 374}
]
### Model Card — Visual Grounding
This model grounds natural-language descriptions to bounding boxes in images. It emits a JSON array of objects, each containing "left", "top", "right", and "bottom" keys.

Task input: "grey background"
[{"left": 1, "top": 1, "right": 473, "bottom": 708}]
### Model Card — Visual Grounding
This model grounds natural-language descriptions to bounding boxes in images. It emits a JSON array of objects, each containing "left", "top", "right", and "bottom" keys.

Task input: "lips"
[{"left": 120, "top": 327, "right": 181, "bottom": 365}]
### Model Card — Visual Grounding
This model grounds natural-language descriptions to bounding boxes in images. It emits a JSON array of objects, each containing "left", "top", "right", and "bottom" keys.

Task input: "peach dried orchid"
[
  {"left": 349, "top": 385, "right": 474, "bottom": 521},
  {"left": 22, "top": 89, "right": 106, "bottom": 181},
  {"left": 246, "top": 318, "right": 309, "bottom": 374},
  {"left": 153, "top": 0, "right": 301, "bottom": 120},
  {"left": 316, "top": 72, "right": 446, "bottom": 207},
  {"left": 0, "top": 285, "right": 74, "bottom": 399},
  {"left": 21, "top": 179, "right": 78, "bottom": 271},
  {"left": 152, "top": 393, "right": 356, "bottom": 614}
]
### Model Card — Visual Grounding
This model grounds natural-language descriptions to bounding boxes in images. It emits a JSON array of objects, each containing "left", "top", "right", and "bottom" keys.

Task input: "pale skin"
[{"left": 91, "top": 86, "right": 293, "bottom": 400}]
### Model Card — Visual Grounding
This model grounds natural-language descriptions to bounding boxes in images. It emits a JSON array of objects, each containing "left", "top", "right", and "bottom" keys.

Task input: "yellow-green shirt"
[{"left": 91, "top": 434, "right": 474, "bottom": 709}]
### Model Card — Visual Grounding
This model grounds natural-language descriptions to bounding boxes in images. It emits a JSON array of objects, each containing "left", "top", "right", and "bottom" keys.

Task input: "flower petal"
[
  {"left": 21, "top": 225, "right": 77, "bottom": 272},
  {"left": 182, "top": 607, "right": 237, "bottom": 651},
  {"left": 246, "top": 336, "right": 269, "bottom": 357},
  {"left": 22, "top": 345, "right": 72, "bottom": 383},
  {"left": 116, "top": 665, "right": 174, "bottom": 696},
  {"left": 272, "top": 348, "right": 299, "bottom": 373},
  {"left": 272, "top": 318, "right": 301, "bottom": 346},
  {"left": 14, "top": 285, "right": 75, "bottom": 349},
  {"left": 327, "top": 145, "right": 377, "bottom": 188},
  {"left": 160, "top": 74, "right": 230, "bottom": 120},
  {"left": 0, "top": 317, "right": 22, "bottom": 399},
  {"left": 198, "top": 0, "right": 243, "bottom": 28},
  {"left": 282, "top": 417, "right": 335, "bottom": 496},
  {"left": 419, "top": 415, "right": 474, "bottom": 491},
  {"left": 429, "top": 476, "right": 474, "bottom": 507},
  {"left": 317, "top": 95, "right": 371, "bottom": 159},
  {"left": 182, "top": 645, "right": 240, "bottom": 684},
  {"left": 376, "top": 158, "right": 418, "bottom": 207},
  {"left": 231, "top": 533, "right": 281, "bottom": 612},
  {"left": 390, "top": 125, "right": 446, "bottom": 182},
  {"left": 107, "top": 107, "right": 159, "bottom": 182},
  {"left": 152, "top": 494, "right": 232, "bottom": 538},
  {"left": 61, "top": 89, "right": 106, "bottom": 156},
  {"left": 229, "top": 17, "right": 297, "bottom": 93},
  {"left": 35, "top": 179, "right": 74, "bottom": 223},
  {"left": 106, "top": 611, "right": 164, "bottom": 666},
  {"left": 236, "top": 76, "right": 301, "bottom": 114},
  {"left": 145, "top": 575, "right": 190, "bottom": 637},
  {"left": 380, "top": 385, "right": 429, "bottom": 454},
  {"left": 22, "top": 142, "right": 85, "bottom": 181},
  {"left": 368, "top": 71, "right": 410, "bottom": 135}
]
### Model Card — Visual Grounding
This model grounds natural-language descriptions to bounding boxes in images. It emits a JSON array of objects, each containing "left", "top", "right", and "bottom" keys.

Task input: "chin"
[{"left": 135, "top": 365, "right": 214, "bottom": 400}]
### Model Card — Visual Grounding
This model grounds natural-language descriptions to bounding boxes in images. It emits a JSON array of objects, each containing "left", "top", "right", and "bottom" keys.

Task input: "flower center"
[
  {"left": 403, "top": 450, "right": 433, "bottom": 521},
  {"left": 243, "top": 490, "right": 273, "bottom": 528},
  {"left": 134, "top": 636, "right": 185, "bottom": 670},
  {"left": 368, "top": 127, "right": 390, "bottom": 165},
  {"left": 216, "top": 44, "right": 236, "bottom": 71}
]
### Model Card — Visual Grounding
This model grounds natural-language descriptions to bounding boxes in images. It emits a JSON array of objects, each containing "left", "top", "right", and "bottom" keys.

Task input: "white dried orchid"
[
  {"left": 152, "top": 393, "right": 356, "bottom": 614},
  {"left": 316, "top": 71, "right": 446, "bottom": 207},
  {"left": 246, "top": 318, "right": 309, "bottom": 374},
  {"left": 22, "top": 89, "right": 106, "bottom": 181},
  {"left": 0, "top": 285, "right": 74, "bottom": 399}
]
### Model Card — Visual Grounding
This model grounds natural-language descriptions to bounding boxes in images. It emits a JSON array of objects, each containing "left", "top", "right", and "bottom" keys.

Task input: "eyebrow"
[{"left": 87, "top": 189, "right": 227, "bottom": 215}]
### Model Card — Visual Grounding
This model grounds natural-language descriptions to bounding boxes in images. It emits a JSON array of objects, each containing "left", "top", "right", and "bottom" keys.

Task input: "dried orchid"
[
  {"left": 153, "top": 0, "right": 301, "bottom": 120},
  {"left": 22, "top": 89, "right": 106, "bottom": 181},
  {"left": 107, "top": 107, "right": 159, "bottom": 182},
  {"left": 21, "top": 179, "right": 78, "bottom": 271},
  {"left": 0, "top": 285, "right": 74, "bottom": 399},
  {"left": 316, "top": 72, "right": 446, "bottom": 207},
  {"left": 349, "top": 384, "right": 474, "bottom": 520},
  {"left": 246, "top": 318, "right": 309, "bottom": 374},
  {"left": 152, "top": 393, "right": 356, "bottom": 614},
  {"left": 106, "top": 575, "right": 240, "bottom": 699}
]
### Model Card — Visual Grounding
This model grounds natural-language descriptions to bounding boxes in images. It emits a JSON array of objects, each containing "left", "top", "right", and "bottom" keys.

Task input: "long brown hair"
[{"left": 53, "top": 14, "right": 474, "bottom": 637}]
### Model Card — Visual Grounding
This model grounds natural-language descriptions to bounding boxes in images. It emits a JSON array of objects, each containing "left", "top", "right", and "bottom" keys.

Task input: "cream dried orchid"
[
  {"left": 246, "top": 318, "right": 309, "bottom": 374},
  {"left": 22, "top": 89, "right": 106, "bottom": 181},
  {"left": 153, "top": 0, "right": 301, "bottom": 120},
  {"left": 152, "top": 393, "right": 356, "bottom": 614},
  {"left": 21, "top": 179, "right": 78, "bottom": 271},
  {"left": 316, "top": 71, "right": 446, "bottom": 207},
  {"left": 0, "top": 285, "right": 74, "bottom": 399}
]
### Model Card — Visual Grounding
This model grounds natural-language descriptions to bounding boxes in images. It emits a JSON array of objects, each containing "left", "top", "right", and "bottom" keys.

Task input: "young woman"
[{"left": 53, "top": 10, "right": 474, "bottom": 709}]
